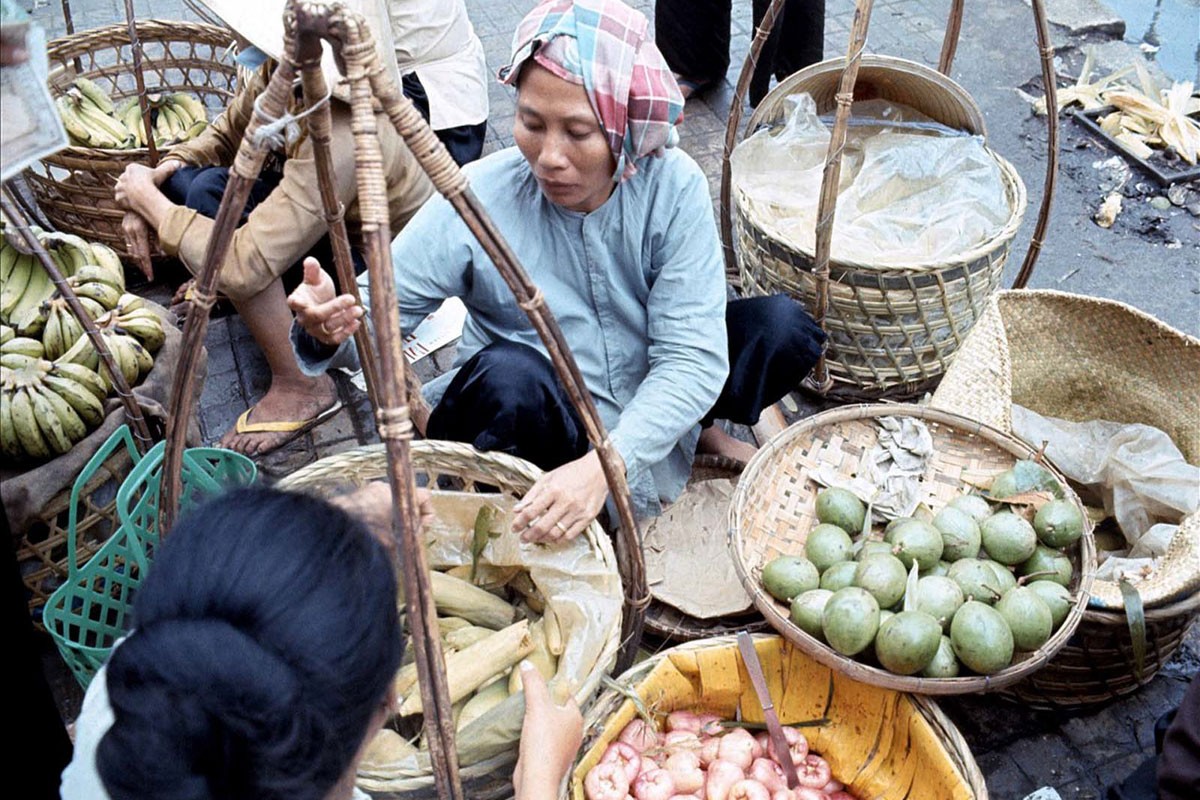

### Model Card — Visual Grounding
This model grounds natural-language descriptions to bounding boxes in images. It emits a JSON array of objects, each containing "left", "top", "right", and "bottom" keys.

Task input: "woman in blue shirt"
[{"left": 289, "top": 0, "right": 824, "bottom": 543}]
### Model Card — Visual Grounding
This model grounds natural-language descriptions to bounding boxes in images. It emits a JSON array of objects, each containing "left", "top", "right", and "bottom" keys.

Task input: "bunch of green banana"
[
  {"left": 58, "top": 86, "right": 133, "bottom": 149},
  {"left": 97, "top": 331, "right": 152, "bottom": 391},
  {"left": 1, "top": 240, "right": 53, "bottom": 327},
  {"left": 1, "top": 356, "right": 108, "bottom": 461},
  {"left": 101, "top": 304, "right": 165, "bottom": 353},
  {"left": 111, "top": 91, "right": 209, "bottom": 149},
  {"left": 0, "top": 335, "right": 45, "bottom": 359}
]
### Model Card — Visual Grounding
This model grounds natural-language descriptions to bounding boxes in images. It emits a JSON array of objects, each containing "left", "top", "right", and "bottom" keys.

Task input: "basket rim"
[
  {"left": 749, "top": 54, "right": 990, "bottom": 138},
  {"left": 728, "top": 403, "right": 1099, "bottom": 696},
  {"left": 276, "top": 440, "right": 624, "bottom": 787},
  {"left": 734, "top": 149, "right": 1028, "bottom": 275},
  {"left": 42, "top": 19, "right": 237, "bottom": 161},
  {"left": 576, "top": 633, "right": 989, "bottom": 800}
]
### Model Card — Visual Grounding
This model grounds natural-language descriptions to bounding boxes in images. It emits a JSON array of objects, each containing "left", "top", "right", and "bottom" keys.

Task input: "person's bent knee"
[{"left": 467, "top": 341, "right": 558, "bottom": 404}]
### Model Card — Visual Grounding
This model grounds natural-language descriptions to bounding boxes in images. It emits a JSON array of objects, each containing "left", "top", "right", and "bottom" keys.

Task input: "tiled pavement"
[{"left": 23, "top": 1, "right": 1196, "bottom": 798}]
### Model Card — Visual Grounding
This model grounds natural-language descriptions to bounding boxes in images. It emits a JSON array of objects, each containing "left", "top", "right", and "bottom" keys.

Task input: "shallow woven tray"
[
  {"left": 277, "top": 440, "right": 622, "bottom": 800},
  {"left": 729, "top": 404, "right": 1097, "bottom": 694},
  {"left": 573, "top": 634, "right": 988, "bottom": 799}
]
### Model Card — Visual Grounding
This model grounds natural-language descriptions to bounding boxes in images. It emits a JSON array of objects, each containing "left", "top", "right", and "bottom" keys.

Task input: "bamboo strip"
[
  {"left": 1013, "top": 0, "right": 1058, "bottom": 289},
  {"left": 808, "top": 0, "right": 875, "bottom": 392},
  {"left": 290, "top": 5, "right": 462, "bottom": 798},
  {"left": 0, "top": 186, "right": 154, "bottom": 453},
  {"left": 938, "top": 0, "right": 964, "bottom": 75},
  {"left": 122, "top": 0, "right": 159, "bottom": 166},
  {"left": 719, "top": 0, "right": 786, "bottom": 286},
  {"left": 158, "top": 55, "right": 297, "bottom": 534},
  {"left": 297, "top": 54, "right": 384, "bottom": 415}
]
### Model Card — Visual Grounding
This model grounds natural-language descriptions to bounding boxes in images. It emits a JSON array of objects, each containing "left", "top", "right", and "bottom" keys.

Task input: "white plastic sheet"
[{"left": 731, "top": 94, "right": 1011, "bottom": 267}]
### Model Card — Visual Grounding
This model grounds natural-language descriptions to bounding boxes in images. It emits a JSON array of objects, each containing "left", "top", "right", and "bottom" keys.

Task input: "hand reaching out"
[
  {"left": 287, "top": 257, "right": 364, "bottom": 347},
  {"left": 513, "top": 662, "right": 583, "bottom": 800}
]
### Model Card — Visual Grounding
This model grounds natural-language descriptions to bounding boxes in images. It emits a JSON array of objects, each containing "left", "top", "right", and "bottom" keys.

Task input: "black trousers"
[
  {"left": 163, "top": 166, "right": 365, "bottom": 295},
  {"left": 655, "top": 0, "right": 825, "bottom": 106},
  {"left": 402, "top": 72, "right": 487, "bottom": 167},
  {"left": 426, "top": 295, "right": 826, "bottom": 472}
]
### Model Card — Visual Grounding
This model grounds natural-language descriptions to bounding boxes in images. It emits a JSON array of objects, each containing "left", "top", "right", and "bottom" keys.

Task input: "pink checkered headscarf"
[{"left": 498, "top": 0, "right": 685, "bottom": 182}]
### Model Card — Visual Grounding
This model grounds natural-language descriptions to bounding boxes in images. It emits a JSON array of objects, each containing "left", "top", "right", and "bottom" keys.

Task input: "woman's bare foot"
[
  {"left": 697, "top": 424, "right": 758, "bottom": 464},
  {"left": 219, "top": 372, "right": 339, "bottom": 457}
]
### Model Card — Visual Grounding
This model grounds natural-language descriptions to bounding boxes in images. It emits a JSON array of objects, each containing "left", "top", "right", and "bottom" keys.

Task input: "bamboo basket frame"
[
  {"left": 574, "top": 634, "right": 989, "bottom": 799},
  {"left": 154, "top": 4, "right": 647, "bottom": 799},
  {"left": 718, "top": 0, "right": 1060, "bottom": 400},
  {"left": 276, "top": 441, "right": 623, "bottom": 800},
  {"left": 729, "top": 404, "right": 1098, "bottom": 695},
  {"left": 23, "top": 19, "right": 239, "bottom": 257}
]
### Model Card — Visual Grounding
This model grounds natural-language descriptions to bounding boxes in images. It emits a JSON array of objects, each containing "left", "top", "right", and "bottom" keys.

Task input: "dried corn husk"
[
  {"left": 458, "top": 678, "right": 511, "bottom": 732},
  {"left": 399, "top": 620, "right": 535, "bottom": 715},
  {"left": 1032, "top": 47, "right": 1132, "bottom": 115},
  {"left": 1095, "top": 192, "right": 1123, "bottom": 228},
  {"left": 361, "top": 729, "right": 419, "bottom": 771}
]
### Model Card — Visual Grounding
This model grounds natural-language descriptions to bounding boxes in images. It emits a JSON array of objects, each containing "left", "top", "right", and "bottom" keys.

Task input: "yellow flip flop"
[{"left": 232, "top": 400, "right": 343, "bottom": 455}]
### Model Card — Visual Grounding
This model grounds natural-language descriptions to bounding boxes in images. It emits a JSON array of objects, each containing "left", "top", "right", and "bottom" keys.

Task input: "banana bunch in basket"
[
  {"left": 57, "top": 76, "right": 208, "bottom": 150},
  {"left": 0, "top": 229, "right": 165, "bottom": 463}
]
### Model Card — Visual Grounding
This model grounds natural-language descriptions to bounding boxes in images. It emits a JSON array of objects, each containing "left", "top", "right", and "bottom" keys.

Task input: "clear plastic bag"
[
  {"left": 731, "top": 93, "right": 1011, "bottom": 267},
  {"left": 1011, "top": 405, "right": 1200, "bottom": 573}
]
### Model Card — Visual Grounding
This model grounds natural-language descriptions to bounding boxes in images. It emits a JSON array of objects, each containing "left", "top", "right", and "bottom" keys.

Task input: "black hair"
[{"left": 96, "top": 486, "right": 402, "bottom": 800}]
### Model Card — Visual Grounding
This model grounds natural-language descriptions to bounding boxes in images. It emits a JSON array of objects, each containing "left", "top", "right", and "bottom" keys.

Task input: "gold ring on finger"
[
  {"left": 555, "top": 521, "right": 568, "bottom": 535},
  {"left": 319, "top": 321, "right": 332, "bottom": 336}
]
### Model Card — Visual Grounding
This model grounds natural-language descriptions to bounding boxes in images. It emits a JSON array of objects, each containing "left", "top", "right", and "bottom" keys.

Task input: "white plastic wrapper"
[
  {"left": 1011, "top": 405, "right": 1200, "bottom": 575},
  {"left": 373, "top": 491, "right": 623, "bottom": 774},
  {"left": 731, "top": 94, "right": 1011, "bottom": 267}
]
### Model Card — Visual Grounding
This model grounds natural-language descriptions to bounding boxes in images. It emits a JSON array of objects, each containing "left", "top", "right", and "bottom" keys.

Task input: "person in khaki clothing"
[{"left": 114, "top": 0, "right": 432, "bottom": 456}]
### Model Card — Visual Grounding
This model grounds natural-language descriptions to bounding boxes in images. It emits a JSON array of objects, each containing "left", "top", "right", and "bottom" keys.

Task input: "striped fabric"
[{"left": 499, "top": 0, "right": 685, "bottom": 182}]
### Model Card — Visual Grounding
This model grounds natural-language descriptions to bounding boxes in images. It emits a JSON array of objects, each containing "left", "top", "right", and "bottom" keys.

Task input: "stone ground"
[{"left": 23, "top": 0, "right": 1199, "bottom": 798}]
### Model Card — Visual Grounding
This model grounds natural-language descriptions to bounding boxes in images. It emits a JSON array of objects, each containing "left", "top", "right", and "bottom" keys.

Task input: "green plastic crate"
[{"left": 43, "top": 427, "right": 256, "bottom": 688}]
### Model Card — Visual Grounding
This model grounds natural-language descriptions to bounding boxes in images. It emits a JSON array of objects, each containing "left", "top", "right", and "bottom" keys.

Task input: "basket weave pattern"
[
  {"left": 14, "top": 449, "right": 131, "bottom": 623},
  {"left": 277, "top": 441, "right": 623, "bottom": 800},
  {"left": 732, "top": 56, "right": 1027, "bottom": 397},
  {"left": 24, "top": 21, "right": 238, "bottom": 257},
  {"left": 729, "top": 405, "right": 1097, "bottom": 694},
  {"left": 574, "top": 635, "right": 988, "bottom": 799},
  {"left": 932, "top": 290, "right": 1200, "bottom": 709}
]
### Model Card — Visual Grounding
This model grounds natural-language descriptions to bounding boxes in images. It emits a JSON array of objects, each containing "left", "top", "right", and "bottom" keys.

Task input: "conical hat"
[{"left": 193, "top": 0, "right": 399, "bottom": 102}]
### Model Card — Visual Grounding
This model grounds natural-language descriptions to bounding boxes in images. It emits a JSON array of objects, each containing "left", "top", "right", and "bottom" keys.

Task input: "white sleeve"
[{"left": 59, "top": 664, "right": 115, "bottom": 800}]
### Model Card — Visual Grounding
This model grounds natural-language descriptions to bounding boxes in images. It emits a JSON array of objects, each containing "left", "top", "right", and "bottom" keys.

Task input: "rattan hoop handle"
[
  {"left": 938, "top": 0, "right": 964, "bottom": 75},
  {"left": 122, "top": 0, "right": 160, "bottom": 165},
  {"left": 0, "top": 186, "right": 154, "bottom": 453}
]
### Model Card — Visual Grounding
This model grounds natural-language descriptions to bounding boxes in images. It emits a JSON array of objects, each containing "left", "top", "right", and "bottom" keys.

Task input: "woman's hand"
[
  {"left": 286, "top": 258, "right": 363, "bottom": 347},
  {"left": 513, "top": 662, "right": 582, "bottom": 800},
  {"left": 512, "top": 450, "right": 612, "bottom": 544},
  {"left": 121, "top": 212, "right": 155, "bottom": 280}
]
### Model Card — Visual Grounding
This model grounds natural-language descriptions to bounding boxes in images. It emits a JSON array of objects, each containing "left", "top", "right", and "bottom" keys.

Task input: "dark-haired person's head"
[{"left": 96, "top": 487, "right": 402, "bottom": 800}]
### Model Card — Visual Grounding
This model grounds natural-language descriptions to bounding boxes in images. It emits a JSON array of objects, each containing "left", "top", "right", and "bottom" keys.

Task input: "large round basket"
[
  {"left": 24, "top": 21, "right": 238, "bottom": 258},
  {"left": 732, "top": 55, "right": 1027, "bottom": 400},
  {"left": 932, "top": 289, "right": 1200, "bottom": 709},
  {"left": 573, "top": 634, "right": 989, "bottom": 799},
  {"left": 644, "top": 455, "right": 771, "bottom": 642},
  {"left": 276, "top": 441, "right": 623, "bottom": 800},
  {"left": 729, "top": 404, "right": 1097, "bottom": 694}
]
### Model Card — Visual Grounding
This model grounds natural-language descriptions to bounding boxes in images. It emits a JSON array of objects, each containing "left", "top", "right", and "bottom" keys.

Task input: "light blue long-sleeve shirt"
[{"left": 294, "top": 146, "right": 729, "bottom": 518}]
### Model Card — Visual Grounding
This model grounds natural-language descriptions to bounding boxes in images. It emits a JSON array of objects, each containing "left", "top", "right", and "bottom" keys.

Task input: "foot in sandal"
[
  {"left": 219, "top": 372, "right": 340, "bottom": 457},
  {"left": 697, "top": 424, "right": 758, "bottom": 465}
]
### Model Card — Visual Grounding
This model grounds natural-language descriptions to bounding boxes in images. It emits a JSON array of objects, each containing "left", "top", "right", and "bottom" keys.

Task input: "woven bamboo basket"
[
  {"left": 24, "top": 21, "right": 238, "bottom": 258},
  {"left": 573, "top": 635, "right": 989, "bottom": 799},
  {"left": 729, "top": 404, "right": 1097, "bottom": 694},
  {"left": 13, "top": 445, "right": 132, "bottom": 625},
  {"left": 932, "top": 289, "right": 1200, "bottom": 709},
  {"left": 732, "top": 56, "right": 1027, "bottom": 399},
  {"left": 276, "top": 441, "right": 623, "bottom": 800},
  {"left": 645, "top": 455, "right": 770, "bottom": 642}
]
